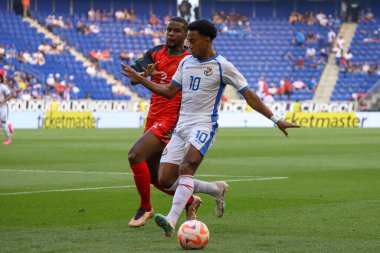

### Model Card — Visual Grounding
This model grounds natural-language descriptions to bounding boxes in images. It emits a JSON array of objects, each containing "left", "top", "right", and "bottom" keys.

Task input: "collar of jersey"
[{"left": 196, "top": 54, "right": 219, "bottom": 63}]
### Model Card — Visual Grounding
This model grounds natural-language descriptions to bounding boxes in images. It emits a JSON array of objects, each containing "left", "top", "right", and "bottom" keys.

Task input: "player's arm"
[
  {"left": 121, "top": 64, "right": 180, "bottom": 99},
  {"left": 241, "top": 89, "right": 300, "bottom": 137},
  {"left": 0, "top": 93, "right": 13, "bottom": 105},
  {"left": 128, "top": 47, "right": 163, "bottom": 85}
]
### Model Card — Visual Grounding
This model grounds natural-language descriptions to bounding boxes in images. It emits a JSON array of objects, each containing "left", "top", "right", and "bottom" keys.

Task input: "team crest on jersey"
[{"left": 204, "top": 67, "right": 213, "bottom": 76}]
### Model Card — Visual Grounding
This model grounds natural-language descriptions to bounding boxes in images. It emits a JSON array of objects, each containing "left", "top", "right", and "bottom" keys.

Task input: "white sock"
[
  {"left": 167, "top": 175, "right": 194, "bottom": 227},
  {"left": 193, "top": 179, "right": 220, "bottom": 197},
  {"left": 1, "top": 122, "right": 10, "bottom": 139}
]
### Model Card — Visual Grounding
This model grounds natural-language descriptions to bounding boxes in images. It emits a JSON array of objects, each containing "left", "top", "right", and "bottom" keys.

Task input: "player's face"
[
  {"left": 187, "top": 30, "right": 209, "bottom": 59},
  {"left": 165, "top": 21, "right": 187, "bottom": 49}
]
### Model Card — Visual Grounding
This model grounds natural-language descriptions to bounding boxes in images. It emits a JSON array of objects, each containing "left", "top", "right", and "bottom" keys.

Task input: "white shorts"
[
  {"left": 160, "top": 123, "right": 218, "bottom": 165},
  {"left": 0, "top": 105, "right": 8, "bottom": 123}
]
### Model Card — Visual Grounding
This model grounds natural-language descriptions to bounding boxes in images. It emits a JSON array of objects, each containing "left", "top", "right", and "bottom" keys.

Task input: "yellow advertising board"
[
  {"left": 42, "top": 112, "right": 96, "bottom": 129},
  {"left": 284, "top": 112, "right": 366, "bottom": 128}
]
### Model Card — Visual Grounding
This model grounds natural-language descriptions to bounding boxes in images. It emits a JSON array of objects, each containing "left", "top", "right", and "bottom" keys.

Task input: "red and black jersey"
[{"left": 131, "top": 45, "right": 190, "bottom": 121}]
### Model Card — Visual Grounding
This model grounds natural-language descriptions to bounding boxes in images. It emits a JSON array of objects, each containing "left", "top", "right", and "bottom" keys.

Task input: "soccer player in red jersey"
[{"left": 124, "top": 17, "right": 201, "bottom": 227}]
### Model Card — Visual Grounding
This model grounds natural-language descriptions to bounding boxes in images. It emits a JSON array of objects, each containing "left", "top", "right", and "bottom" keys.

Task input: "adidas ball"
[{"left": 177, "top": 220, "right": 209, "bottom": 250}]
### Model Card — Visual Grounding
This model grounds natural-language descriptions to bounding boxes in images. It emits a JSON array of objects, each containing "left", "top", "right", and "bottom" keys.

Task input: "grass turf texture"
[{"left": 0, "top": 128, "right": 379, "bottom": 252}]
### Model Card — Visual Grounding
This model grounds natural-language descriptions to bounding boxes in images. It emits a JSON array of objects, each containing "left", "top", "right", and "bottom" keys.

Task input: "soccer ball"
[{"left": 177, "top": 220, "right": 209, "bottom": 250}]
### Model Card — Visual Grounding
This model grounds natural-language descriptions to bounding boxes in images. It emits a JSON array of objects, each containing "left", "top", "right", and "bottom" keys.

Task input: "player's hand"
[
  {"left": 276, "top": 119, "right": 300, "bottom": 137},
  {"left": 121, "top": 63, "right": 144, "bottom": 84},
  {"left": 142, "top": 62, "right": 165, "bottom": 77}
]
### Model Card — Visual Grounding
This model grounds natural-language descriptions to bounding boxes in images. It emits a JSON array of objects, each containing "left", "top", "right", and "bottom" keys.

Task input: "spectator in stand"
[
  {"left": 152, "top": 35, "right": 162, "bottom": 46},
  {"left": 35, "top": 50, "right": 45, "bottom": 65},
  {"left": 0, "top": 44, "right": 5, "bottom": 62},
  {"left": 305, "top": 46, "right": 316, "bottom": 59},
  {"left": 316, "top": 11, "right": 328, "bottom": 26},
  {"left": 308, "top": 77, "right": 317, "bottom": 92},
  {"left": 328, "top": 28, "right": 336, "bottom": 46},
  {"left": 21, "top": 0, "right": 30, "bottom": 17},
  {"left": 76, "top": 21, "right": 85, "bottom": 34},
  {"left": 120, "top": 50, "right": 131, "bottom": 63},
  {"left": 344, "top": 49, "right": 353, "bottom": 64},
  {"left": 295, "top": 30, "right": 305, "bottom": 46},
  {"left": 283, "top": 78, "right": 292, "bottom": 99},
  {"left": 88, "top": 8, "right": 95, "bottom": 20},
  {"left": 362, "top": 61, "right": 371, "bottom": 75},
  {"left": 268, "top": 83, "right": 278, "bottom": 96},
  {"left": 136, "top": 50, "right": 143, "bottom": 60},
  {"left": 89, "top": 49, "right": 97, "bottom": 62},
  {"left": 149, "top": 14, "right": 160, "bottom": 26},
  {"left": 102, "top": 48, "right": 111, "bottom": 61},
  {"left": 115, "top": 9, "right": 125, "bottom": 20},
  {"left": 288, "top": 12, "right": 298, "bottom": 25},
  {"left": 292, "top": 78, "right": 305, "bottom": 91},
  {"left": 164, "top": 15, "right": 171, "bottom": 25},
  {"left": 89, "top": 22, "right": 101, "bottom": 34},
  {"left": 256, "top": 76, "right": 268, "bottom": 99},
  {"left": 95, "top": 49, "right": 104, "bottom": 61},
  {"left": 128, "top": 50, "right": 135, "bottom": 62},
  {"left": 63, "top": 18, "right": 73, "bottom": 29},
  {"left": 337, "top": 36, "right": 345, "bottom": 50},
  {"left": 46, "top": 74, "right": 55, "bottom": 91},
  {"left": 295, "top": 56, "right": 305, "bottom": 69}
]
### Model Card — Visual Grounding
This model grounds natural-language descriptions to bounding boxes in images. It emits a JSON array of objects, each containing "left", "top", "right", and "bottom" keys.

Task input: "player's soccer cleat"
[
  {"left": 185, "top": 195, "right": 202, "bottom": 221},
  {"left": 154, "top": 214, "right": 174, "bottom": 237},
  {"left": 8, "top": 124, "right": 14, "bottom": 135},
  {"left": 128, "top": 207, "right": 154, "bottom": 227},
  {"left": 214, "top": 181, "right": 229, "bottom": 217},
  {"left": 3, "top": 139, "right": 12, "bottom": 145}
]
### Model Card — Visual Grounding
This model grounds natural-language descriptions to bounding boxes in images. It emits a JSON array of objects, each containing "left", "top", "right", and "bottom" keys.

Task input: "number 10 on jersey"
[{"left": 189, "top": 76, "right": 201, "bottom": 91}]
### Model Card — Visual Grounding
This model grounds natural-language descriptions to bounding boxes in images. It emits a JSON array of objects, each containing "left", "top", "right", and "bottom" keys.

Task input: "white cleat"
[{"left": 214, "top": 181, "right": 229, "bottom": 217}]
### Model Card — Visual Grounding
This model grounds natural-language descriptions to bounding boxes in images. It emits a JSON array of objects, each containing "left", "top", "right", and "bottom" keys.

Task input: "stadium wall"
[{"left": 8, "top": 101, "right": 380, "bottom": 129}]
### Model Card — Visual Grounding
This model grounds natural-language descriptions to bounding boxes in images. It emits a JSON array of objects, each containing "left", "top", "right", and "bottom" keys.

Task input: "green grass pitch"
[{"left": 0, "top": 128, "right": 379, "bottom": 252}]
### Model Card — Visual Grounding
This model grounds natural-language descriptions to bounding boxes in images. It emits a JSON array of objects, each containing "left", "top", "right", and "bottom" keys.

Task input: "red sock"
[
  {"left": 130, "top": 162, "right": 151, "bottom": 210},
  {"left": 152, "top": 181, "right": 193, "bottom": 205}
]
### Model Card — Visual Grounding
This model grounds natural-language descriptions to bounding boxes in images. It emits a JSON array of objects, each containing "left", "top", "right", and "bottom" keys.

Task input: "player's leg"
[
  {"left": 0, "top": 107, "right": 11, "bottom": 145},
  {"left": 127, "top": 130, "right": 166, "bottom": 227},
  {"left": 155, "top": 144, "right": 204, "bottom": 237}
]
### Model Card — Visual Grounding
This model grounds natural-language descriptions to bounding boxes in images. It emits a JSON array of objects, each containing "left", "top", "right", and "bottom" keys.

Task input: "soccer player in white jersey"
[
  {"left": 121, "top": 20, "right": 300, "bottom": 237},
  {"left": 0, "top": 69, "right": 14, "bottom": 145}
]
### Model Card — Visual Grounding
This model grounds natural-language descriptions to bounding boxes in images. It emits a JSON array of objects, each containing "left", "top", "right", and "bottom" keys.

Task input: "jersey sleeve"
[
  {"left": 222, "top": 62, "right": 249, "bottom": 93},
  {"left": 130, "top": 48, "right": 154, "bottom": 72},
  {"left": 171, "top": 55, "right": 191, "bottom": 90}
]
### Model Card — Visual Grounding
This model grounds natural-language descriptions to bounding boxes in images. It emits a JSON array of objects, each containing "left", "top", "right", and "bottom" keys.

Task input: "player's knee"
[
  {"left": 158, "top": 175, "right": 176, "bottom": 189},
  {"left": 128, "top": 149, "right": 142, "bottom": 164},
  {"left": 158, "top": 178, "right": 174, "bottom": 189}
]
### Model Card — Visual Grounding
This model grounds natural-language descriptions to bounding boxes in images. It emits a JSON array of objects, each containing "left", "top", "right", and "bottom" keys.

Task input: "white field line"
[
  {"left": 0, "top": 169, "right": 283, "bottom": 178},
  {"left": 0, "top": 169, "right": 288, "bottom": 196},
  {"left": 0, "top": 176, "right": 288, "bottom": 196}
]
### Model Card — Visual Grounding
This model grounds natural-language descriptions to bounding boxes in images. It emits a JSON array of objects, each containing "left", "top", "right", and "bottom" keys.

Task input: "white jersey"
[
  {"left": 171, "top": 55, "right": 248, "bottom": 126},
  {"left": 0, "top": 83, "right": 11, "bottom": 108}
]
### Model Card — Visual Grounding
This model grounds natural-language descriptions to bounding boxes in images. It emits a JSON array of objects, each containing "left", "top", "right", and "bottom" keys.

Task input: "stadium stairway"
[
  {"left": 22, "top": 16, "right": 137, "bottom": 100},
  {"left": 313, "top": 22, "right": 358, "bottom": 102}
]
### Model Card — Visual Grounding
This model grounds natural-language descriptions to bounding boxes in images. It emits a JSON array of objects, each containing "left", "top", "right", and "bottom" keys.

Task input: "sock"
[
  {"left": 130, "top": 161, "right": 151, "bottom": 211},
  {"left": 153, "top": 179, "right": 193, "bottom": 205},
  {"left": 193, "top": 179, "right": 220, "bottom": 197},
  {"left": 167, "top": 175, "right": 194, "bottom": 227},
  {"left": 1, "top": 121, "right": 10, "bottom": 139}
]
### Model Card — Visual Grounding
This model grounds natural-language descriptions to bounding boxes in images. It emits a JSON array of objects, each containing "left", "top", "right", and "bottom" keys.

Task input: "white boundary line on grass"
[
  {"left": 0, "top": 169, "right": 281, "bottom": 178},
  {"left": 0, "top": 177, "right": 288, "bottom": 196}
]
